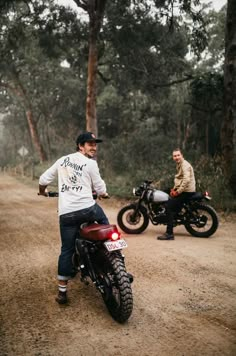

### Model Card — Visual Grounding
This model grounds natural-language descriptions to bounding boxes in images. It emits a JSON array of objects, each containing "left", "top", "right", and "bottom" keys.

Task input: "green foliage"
[
  {"left": 103, "top": 2, "right": 191, "bottom": 97},
  {"left": 189, "top": 72, "right": 223, "bottom": 155},
  {"left": 199, "top": 6, "right": 226, "bottom": 70},
  {"left": 0, "top": 0, "right": 88, "bottom": 162},
  {"left": 194, "top": 156, "right": 236, "bottom": 211},
  {"left": 99, "top": 128, "right": 184, "bottom": 190}
]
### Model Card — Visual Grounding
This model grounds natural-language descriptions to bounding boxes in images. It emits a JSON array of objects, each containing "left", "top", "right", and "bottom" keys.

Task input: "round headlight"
[{"left": 133, "top": 187, "right": 142, "bottom": 196}]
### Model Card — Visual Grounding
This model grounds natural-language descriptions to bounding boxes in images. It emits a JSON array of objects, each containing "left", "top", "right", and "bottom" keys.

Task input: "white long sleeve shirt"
[{"left": 39, "top": 152, "right": 107, "bottom": 215}]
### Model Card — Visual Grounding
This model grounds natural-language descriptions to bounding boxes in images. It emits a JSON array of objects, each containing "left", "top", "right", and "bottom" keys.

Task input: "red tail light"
[
  {"left": 204, "top": 191, "right": 212, "bottom": 200},
  {"left": 111, "top": 232, "right": 120, "bottom": 241}
]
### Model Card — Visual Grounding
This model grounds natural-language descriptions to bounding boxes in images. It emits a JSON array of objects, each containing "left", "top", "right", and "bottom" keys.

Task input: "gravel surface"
[{"left": 0, "top": 174, "right": 235, "bottom": 356}]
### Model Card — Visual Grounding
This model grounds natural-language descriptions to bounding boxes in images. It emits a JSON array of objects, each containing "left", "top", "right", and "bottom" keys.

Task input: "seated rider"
[{"left": 157, "top": 148, "right": 196, "bottom": 241}]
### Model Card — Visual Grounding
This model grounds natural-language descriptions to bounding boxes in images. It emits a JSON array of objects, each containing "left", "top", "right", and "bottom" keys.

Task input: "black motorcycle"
[
  {"left": 117, "top": 180, "right": 219, "bottom": 238},
  {"left": 48, "top": 192, "right": 133, "bottom": 323}
]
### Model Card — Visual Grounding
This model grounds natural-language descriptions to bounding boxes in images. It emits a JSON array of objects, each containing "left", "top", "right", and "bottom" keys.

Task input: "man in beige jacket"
[{"left": 157, "top": 148, "right": 196, "bottom": 240}]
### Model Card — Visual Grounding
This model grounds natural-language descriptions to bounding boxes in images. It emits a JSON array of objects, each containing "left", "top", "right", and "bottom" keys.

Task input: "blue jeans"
[{"left": 58, "top": 203, "right": 109, "bottom": 280}]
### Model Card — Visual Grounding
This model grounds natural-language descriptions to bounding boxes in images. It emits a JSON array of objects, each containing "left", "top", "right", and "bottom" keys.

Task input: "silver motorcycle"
[{"left": 117, "top": 180, "right": 219, "bottom": 238}]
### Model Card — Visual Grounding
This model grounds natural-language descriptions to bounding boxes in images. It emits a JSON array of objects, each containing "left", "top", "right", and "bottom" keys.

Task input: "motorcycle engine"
[{"left": 151, "top": 204, "right": 167, "bottom": 223}]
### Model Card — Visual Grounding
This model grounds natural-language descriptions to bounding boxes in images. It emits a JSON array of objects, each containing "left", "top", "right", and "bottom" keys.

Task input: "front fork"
[{"left": 132, "top": 200, "right": 147, "bottom": 219}]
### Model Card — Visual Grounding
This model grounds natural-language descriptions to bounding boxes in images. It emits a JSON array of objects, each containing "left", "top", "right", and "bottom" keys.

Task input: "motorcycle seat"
[
  {"left": 190, "top": 192, "right": 203, "bottom": 200},
  {"left": 79, "top": 223, "right": 119, "bottom": 241}
]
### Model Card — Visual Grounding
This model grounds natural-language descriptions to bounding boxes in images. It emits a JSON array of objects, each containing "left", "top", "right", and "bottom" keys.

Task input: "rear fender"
[{"left": 79, "top": 223, "right": 120, "bottom": 242}]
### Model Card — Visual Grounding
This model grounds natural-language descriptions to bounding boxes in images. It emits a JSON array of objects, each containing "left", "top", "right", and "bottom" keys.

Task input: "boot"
[
  {"left": 157, "top": 232, "right": 174, "bottom": 240},
  {"left": 55, "top": 291, "right": 68, "bottom": 304}
]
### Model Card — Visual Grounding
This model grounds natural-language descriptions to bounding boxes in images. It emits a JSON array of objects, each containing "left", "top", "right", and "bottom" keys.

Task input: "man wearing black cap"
[{"left": 38, "top": 131, "right": 109, "bottom": 304}]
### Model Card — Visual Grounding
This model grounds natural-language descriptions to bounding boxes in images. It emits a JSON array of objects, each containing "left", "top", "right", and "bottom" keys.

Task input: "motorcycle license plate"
[{"left": 104, "top": 239, "right": 128, "bottom": 252}]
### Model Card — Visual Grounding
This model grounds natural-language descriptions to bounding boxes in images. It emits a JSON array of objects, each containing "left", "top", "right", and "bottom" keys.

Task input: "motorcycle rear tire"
[
  {"left": 98, "top": 250, "right": 133, "bottom": 323},
  {"left": 117, "top": 204, "right": 149, "bottom": 234},
  {"left": 185, "top": 203, "right": 219, "bottom": 237}
]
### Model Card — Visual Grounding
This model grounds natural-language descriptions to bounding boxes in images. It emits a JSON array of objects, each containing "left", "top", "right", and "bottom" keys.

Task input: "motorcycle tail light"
[
  {"left": 110, "top": 232, "right": 120, "bottom": 241},
  {"left": 204, "top": 191, "right": 212, "bottom": 200}
]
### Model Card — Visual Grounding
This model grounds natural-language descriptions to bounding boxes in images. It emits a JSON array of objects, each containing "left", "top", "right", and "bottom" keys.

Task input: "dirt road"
[{"left": 0, "top": 174, "right": 236, "bottom": 356}]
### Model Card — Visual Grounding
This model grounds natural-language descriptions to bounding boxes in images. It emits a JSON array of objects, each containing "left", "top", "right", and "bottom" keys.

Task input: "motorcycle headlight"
[{"left": 133, "top": 187, "right": 142, "bottom": 196}]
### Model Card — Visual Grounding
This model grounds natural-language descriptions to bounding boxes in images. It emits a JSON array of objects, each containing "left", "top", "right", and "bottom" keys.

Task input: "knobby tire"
[{"left": 96, "top": 250, "right": 133, "bottom": 323}]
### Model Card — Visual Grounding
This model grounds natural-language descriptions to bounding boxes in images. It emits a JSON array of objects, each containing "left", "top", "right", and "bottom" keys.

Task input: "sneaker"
[
  {"left": 55, "top": 291, "right": 68, "bottom": 304},
  {"left": 157, "top": 233, "right": 174, "bottom": 240}
]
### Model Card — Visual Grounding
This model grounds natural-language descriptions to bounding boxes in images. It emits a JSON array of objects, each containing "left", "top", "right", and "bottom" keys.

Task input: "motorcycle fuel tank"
[{"left": 147, "top": 189, "right": 169, "bottom": 203}]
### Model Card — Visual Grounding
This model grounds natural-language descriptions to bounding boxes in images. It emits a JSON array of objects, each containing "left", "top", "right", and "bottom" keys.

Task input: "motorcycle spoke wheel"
[
  {"left": 117, "top": 204, "right": 149, "bottom": 234},
  {"left": 185, "top": 204, "right": 219, "bottom": 238},
  {"left": 96, "top": 251, "right": 133, "bottom": 323}
]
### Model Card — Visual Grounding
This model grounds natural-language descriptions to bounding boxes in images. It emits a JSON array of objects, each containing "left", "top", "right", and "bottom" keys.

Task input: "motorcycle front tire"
[{"left": 117, "top": 204, "right": 149, "bottom": 234}]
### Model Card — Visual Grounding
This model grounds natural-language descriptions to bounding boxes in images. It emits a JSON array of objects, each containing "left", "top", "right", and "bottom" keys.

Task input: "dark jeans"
[
  {"left": 58, "top": 203, "right": 109, "bottom": 280},
  {"left": 166, "top": 192, "right": 195, "bottom": 234}
]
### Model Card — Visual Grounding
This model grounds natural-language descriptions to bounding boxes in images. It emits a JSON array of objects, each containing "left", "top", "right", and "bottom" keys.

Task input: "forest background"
[{"left": 0, "top": 0, "right": 235, "bottom": 211}]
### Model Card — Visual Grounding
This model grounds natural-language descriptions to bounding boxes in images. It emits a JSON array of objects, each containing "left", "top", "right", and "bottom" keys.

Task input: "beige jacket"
[{"left": 174, "top": 159, "right": 196, "bottom": 194}]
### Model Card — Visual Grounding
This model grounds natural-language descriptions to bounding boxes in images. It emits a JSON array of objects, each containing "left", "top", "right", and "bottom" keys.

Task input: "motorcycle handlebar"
[
  {"left": 48, "top": 191, "right": 59, "bottom": 197},
  {"left": 46, "top": 191, "right": 110, "bottom": 199}
]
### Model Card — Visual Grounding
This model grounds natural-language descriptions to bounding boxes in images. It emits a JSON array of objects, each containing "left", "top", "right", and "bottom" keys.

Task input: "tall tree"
[
  {"left": 0, "top": 67, "right": 47, "bottom": 163},
  {"left": 73, "top": 0, "right": 107, "bottom": 136},
  {"left": 71, "top": 0, "right": 207, "bottom": 137},
  {"left": 0, "top": 0, "right": 84, "bottom": 162},
  {"left": 0, "top": 1, "right": 48, "bottom": 162},
  {"left": 221, "top": 0, "right": 236, "bottom": 194}
]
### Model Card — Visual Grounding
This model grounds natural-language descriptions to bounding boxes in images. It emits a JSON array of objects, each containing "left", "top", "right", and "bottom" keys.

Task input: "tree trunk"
[
  {"left": 221, "top": 0, "right": 236, "bottom": 194},
  {"left": 86, "top": 31, "right": 98, "bottom": 134},
  {"left": 85, "top": 0, "right": 107, "bottom": 136},
  {"left": 1, "top": 79, "right": 47, "bottom": 163},
  {"left": 25, "top": 109, "right": 47, "bottom": 163}
]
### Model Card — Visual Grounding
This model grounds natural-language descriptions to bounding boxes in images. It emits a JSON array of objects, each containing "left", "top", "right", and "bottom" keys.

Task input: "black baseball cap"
[{"left": 76, "top": 131, "right": 103, "bottom": 145}]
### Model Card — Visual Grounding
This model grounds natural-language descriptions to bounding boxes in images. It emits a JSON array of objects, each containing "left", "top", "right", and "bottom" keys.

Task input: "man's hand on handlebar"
[
  {"left": 98, "top": 193, "right": 110, "bottom": 200},
  {"left": 38, "top": 190, "right": 49, "bottom": 197},
  {"left": 170, "top": 188, "right": 179, "bottom": 198},
  {"left": 38, "top": 185, "right": 49, "bottom": 197}
]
